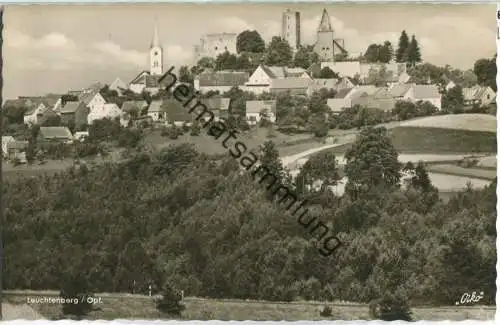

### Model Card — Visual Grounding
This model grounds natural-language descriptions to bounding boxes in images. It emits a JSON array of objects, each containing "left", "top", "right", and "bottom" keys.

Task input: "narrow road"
[{"left": 280, "top": 134, "right": 356, "bottom": 169}]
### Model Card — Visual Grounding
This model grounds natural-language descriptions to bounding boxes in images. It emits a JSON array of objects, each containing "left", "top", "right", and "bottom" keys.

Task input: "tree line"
[{"left": 3, "top": 127, "right": 495, "bottom": 313}]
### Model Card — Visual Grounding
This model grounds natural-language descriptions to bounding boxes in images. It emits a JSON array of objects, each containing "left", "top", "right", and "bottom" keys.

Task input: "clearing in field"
[{"left": 398, "top": 114, "right": 497, "bottom": 133}]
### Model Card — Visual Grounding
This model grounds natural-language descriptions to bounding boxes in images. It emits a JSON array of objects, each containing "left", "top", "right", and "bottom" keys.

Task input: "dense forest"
[{"left": 2, "top": 127, "right": 496, "bottom": 306}]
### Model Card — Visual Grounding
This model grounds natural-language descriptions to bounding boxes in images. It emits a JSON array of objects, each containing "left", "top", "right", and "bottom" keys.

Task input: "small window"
[
  {"left": 214, "top": 46, "right": 218, "bottom": 50},
  {"left": 487, "top": 94, "right": 491, "bottom": 100}
]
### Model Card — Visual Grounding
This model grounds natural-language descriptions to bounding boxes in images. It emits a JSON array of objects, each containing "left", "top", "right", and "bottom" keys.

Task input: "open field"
[
  {"left": 399, "top": 114, "right": 497, "bottom": 133},
  {"left": 2, "top": 291, "right": 494, "bottom": 321},
  {"left": 477, "top": 155, "right": 497, "bottom": 169},
  {"left": 145, "top": 127, "right": 319, "bottom": 156},
  {"left": 389, "top": 127, "right": 496, "bottom": 154},
  {"left": 426, "top": 164, "right": 497, "bottom": 180}
]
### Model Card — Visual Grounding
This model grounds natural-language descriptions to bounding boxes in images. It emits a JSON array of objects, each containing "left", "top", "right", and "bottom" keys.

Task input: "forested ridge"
[{"left": 3, "top": 128, "right": 496, "bottom": 306}]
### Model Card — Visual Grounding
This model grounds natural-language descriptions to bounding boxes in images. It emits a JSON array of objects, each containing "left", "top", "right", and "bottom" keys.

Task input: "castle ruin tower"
[
  {"left": 281, "top": 9, "right": 301, "bottom": 52},
  {"left": 150, "top": 25, "right": 163, "bottom": 76}
]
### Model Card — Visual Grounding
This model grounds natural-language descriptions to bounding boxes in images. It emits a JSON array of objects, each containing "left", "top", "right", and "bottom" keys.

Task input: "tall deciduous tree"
[
  {"left": 215, "top": 51, "right": 239, "bottom": 71},
  {"left": 293, "top": 45, "right": 320, "bottom": 69},
  {"left": 474, "top": 57, "right": 497, "bottom": 91},
  {"left": 364, "top": 44, "right": 381, "bottom": 63},
  {"left": 378, "top": 41, "right": 394, "bottom": 63},
  {"left": 264, "top": 36, "right": 293, "bottom": 67},
  {"left": 395, "top": 30, "right": 410, "bottom": 63},
  {"left": 178, "top": 66, "right": 193, "bottom": 84},
  {"left": 236, "top": 30, "right": 265, "bottom": 54},
  {"left": 297, "top": 150, "right": 341, "bottom": 192},
  {"left": 318, "top": 67, "right": 338, "bottom": 78},
  {"left": 344, "top": 127, "right": 401, "bottom": 197}
]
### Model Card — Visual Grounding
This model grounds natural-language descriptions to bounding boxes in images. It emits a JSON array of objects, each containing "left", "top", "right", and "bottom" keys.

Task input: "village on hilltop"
[{"left": 2, "top": 8, "right": 496, "bottom": 164}]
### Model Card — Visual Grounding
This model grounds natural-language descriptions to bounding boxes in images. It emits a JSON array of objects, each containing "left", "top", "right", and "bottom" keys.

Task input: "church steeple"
[
  {"left": 318, "top": 9, "right": 333, "bottom": 32},
  {"left": 149, "top": 24, "right": 163, "bottom": 76},
  {"left": 151, "top": 24, "right": 160, "bottom": 49}
]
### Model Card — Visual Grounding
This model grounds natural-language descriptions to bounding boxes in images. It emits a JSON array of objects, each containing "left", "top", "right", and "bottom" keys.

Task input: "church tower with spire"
[
  {"left": 313, "top": 9, "right": 347, "bottom": 62},
  {"left": 150, "top": 25, "right": 163, "bottom": 76}
]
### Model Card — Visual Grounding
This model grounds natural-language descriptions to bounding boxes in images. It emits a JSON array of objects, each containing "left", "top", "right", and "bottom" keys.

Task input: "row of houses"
[
  {"left": 326, "top": 83, "right": 441, "bottom": 112},
  {"left": 326, "top": 83, "right": 496, "bottom": 113},
  {"left": 2, "top": 126, "right": 80, "bottom": 162}
]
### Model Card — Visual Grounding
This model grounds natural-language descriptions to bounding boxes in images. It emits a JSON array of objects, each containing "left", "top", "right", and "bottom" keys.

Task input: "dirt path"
[{"left": 2, "top": 303, "right": 45, "bottom": 320}]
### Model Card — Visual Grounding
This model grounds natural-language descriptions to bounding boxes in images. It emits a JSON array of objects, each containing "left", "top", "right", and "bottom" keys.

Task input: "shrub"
[
  {"left": 369, "top": 293, "right": 413, "bottom": 321},
  {"left": 156, "top": 283, "right": 185, "bottom": 317},
  {"left": 190, "top": 122, "right": 201, "bottom": 136},
  {"left": 319, "top": 305, "right": 333, "bottom": 317},
  {"left": 161, "top": 127, "right": 170, "bottom": 137},
  {"left": 60, "top": 274, "right": 95, "bottom": 319}
]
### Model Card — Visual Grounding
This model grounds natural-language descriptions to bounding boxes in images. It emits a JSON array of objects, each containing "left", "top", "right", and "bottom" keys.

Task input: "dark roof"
[
  {"left": 38, "top": 127, "right": 73, "bottom": 139},
  {"left": 3, "top": 99, "right": 29, "bottom": 109},
  {"left": 200, "top": 97, "right": 231, "bottom": 111},
  {"left": 145, "top": 75, "right": 162, "bottom": 88},
  {"left": 7, "top": 140, "right": 28, "bottom": 150},
  {"left": 121, "top": 100, "right": 147, "bottom": 113},
  {"left": 129, "top": 70, "right": 150, "bottom": 84},
  {"left": 163, "top": 99, "right": 192, "bottom": 122},
  {"left": 148, "top": 100, "right": 164, "bottom": 113},
  {"left": 197, "top": 71, "right": 249, "bottom": 87},
  {"left": 246, "top": 100, "right": 277, "bottom": 114},
  {"left": 60, "top": 101, "right": 86, "bottom": 114},
  {"left": 335, "top": 88, "right": 353, "bottom": 99},
  {"left": 78, "top": 89, "right": 102, "bottom": 105}
]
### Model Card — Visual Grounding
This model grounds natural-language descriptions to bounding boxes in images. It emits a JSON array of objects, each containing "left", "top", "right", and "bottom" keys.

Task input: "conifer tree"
[
  {"left": 395, "top": 30, "right": 409, "bottom": 62},
  {"left": 406, "top": 35, "right": 422, "bottom": 67}
]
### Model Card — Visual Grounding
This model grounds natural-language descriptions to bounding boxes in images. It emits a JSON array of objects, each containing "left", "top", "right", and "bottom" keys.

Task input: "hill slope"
[{"left": 398, "top": 114, "right": 496, "bottom": 133}]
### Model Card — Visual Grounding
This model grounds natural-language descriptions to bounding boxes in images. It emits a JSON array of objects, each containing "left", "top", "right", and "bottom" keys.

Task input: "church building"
[
  {"left": 313, "top": 9, "right": 348, "bottom": 62},
  {"left": 128, "top": 26, "right": 165, "bottom": 94}
]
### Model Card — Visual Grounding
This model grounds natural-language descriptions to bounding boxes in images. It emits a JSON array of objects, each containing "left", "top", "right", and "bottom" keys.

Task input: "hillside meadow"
[{"left": 3, "top": 292, "right": 495, "bottom": 321}]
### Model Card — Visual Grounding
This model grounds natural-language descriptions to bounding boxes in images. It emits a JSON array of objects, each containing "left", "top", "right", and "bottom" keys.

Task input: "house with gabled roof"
[
  {"left": 389, "top": 83, "right": 442, "bottom": 110},
  {"left": 2, "top": 137, "right": 28, "bottom": 162},
  {"left": 129, "top": 70, "right": 164, "bottom": 95},
  {"left": 351, "top": 87, "right": 396, "bottom": 112},
  {"left": 327, "top": 88, "right": 353, "bottom": 114},
  {"left": 88, "top": 103, "right": 121, "bottom": 125},
  {"left": 194, "top": 70, "right": 249, "bottom": 94},
  {"left": 245, "top": 100, "right": 277, "bottom": 125},
  {"left": 199, "top": 97, "right": 231, "bottom": 121},
  {"left": 59, "top": 101, "right": 89, "bottom": 128},
  {"left": 147, "top": 100, "right": 167, "bottom": 122},
  {"left": 77, "top": 88, "right": 107, "bottom": 119},
  {"left": 307, "top": 78, "right": 339, "bottom": 96},
  {"left": 163, "top": 99, "right": 193, "bottom": 126},
  {"left": 270, "top": 77, "right": 313, "bottom": 95},
  {"left": 121, "top": 100, "right": 148, "bottom": 116},
  {"left": 463, "top": 85, "right": 496, "bottom": 107},
  {"left": 244, "top": 65, "right": 310, "bottom": 95},
  {"left": 109, "top": 77, "right": 128, "bottom": 95},
  {"left": 326, "top": 85, "right": 378, "bottom": 113},
  {"left": 335, "top": 76, "right": 357, "bottom": 90},
  {"left": 23, "top": 98, "right": 51, "bottom": 125},
  {"left": 37, "top": 126, "right": 74, "bottom": 145}
]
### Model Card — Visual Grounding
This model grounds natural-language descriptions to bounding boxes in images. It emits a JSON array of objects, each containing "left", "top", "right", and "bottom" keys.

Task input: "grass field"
[
  {"left": 3, "top": 292, "right": 495, "bottom": 321},
  {"left": 145, "top": 128, "right": 319, "bottom": 156},
  {"left": 398, "top": 114, "right": 497, "bottom": 133},
  {"left": 426, "top": 164, "right": 497, "bottom": 180},
  {"left": 389, "top": 127, "right": 496, "bottom": 154}
]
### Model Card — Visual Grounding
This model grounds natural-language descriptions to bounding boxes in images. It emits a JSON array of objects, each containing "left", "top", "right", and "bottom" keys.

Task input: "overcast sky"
[{"left": 3, "top": 3, "right": 496, "bottom": 99}]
